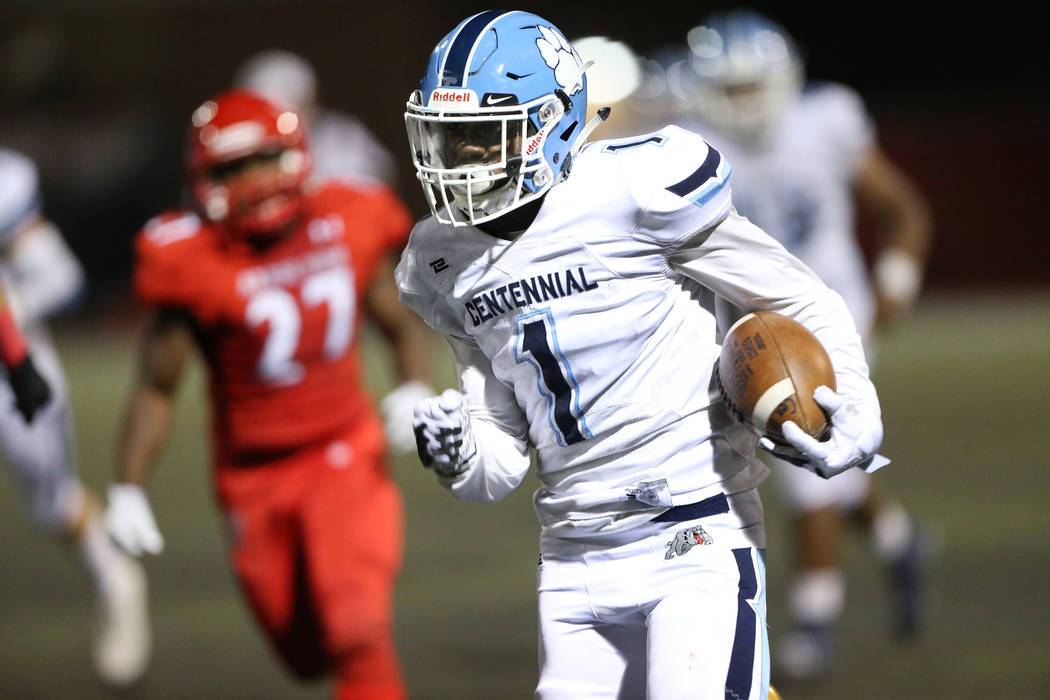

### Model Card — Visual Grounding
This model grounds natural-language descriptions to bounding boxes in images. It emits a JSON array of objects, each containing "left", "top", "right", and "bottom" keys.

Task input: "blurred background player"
[
  {"left": 233, "top": 49, "right": 398, "bottom": 189},
  {"left": 233, "top": 48, "right": 430, "bottom": 460},
  {"left": 670, "top": 9, "right": 935, "bottom": 684},
  {"left": 0, "top": 257, "right": 50, "bottom": 426},
  {"left": 573, "top": 37, "right": 714, "bottom": 142},
  {"left": 0, "top": 146, "right": 149, "bottom": 687},
  {"left": 104, "top": 90, "right": 432, "bottom": 699}
]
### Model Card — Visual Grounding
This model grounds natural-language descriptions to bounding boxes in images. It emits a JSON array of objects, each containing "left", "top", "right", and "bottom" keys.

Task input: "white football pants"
[
  {"left": 536, "top": 489, "right": 768, "bottom": 700},
  {"left": 0, "top": 327, "right": 81, "bottom": 532}
]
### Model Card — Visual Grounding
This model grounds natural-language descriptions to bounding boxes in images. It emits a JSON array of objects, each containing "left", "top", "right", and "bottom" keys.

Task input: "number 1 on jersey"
[{"left": 515, "top": 310, "right": 591, "bottom": 446}]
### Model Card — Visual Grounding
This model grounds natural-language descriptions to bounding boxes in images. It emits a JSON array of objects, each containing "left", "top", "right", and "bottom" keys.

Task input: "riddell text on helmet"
[{"left": 430, "top": 89, "right": 478, "bottom": 106}]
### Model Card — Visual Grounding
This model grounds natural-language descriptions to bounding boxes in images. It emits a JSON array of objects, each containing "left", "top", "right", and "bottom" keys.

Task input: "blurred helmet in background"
[
  {"left": 185, "top": 89, "right": 311, "bottom": 240},
  {"left": 636, "top": 43, "right": 692, "bottom": 123},
  {"left": 232, "top": 49, "right": 318, "bottom": 116},
  {"left": 405, "top": 10, "right": 588, "bottom": 227},
  {"left": 684, "top": 9, "right": 802, "bottom": 143}
]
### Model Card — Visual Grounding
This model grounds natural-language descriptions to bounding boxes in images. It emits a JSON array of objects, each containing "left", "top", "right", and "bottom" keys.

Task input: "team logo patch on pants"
[{"left": 664, "top": 524, "right": 714, "bottom": 560}]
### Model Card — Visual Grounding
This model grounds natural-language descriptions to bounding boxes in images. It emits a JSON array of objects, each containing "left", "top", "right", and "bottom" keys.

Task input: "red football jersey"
[{"left": 134, "top": 182, "right": 412, "bottom": 460}]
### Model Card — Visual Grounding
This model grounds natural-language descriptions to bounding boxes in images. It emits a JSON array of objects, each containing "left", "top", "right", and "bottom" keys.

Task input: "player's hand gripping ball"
[{"left": 717, "top": 311, "right": 835, "bottom": 445}]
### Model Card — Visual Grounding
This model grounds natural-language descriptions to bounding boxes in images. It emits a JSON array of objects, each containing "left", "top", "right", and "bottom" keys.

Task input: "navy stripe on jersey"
[
  {"left": 725, "top": 548, "right": 759, "bottom": 699},
  {"left": 603, "top": 135, "right": 666, "bottom": 152},
  {"left": 651, "top": 492, "right": 729, "bottom": 522},
  {"left": 441, "top": 10, "right": 509, "bottom": 87},
  {"left": 667, "top": 144, "right": 722, "bottom": 197}
]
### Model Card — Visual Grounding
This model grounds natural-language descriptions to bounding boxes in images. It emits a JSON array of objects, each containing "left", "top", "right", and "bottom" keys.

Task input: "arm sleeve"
[
  {"left": 393, "top": 236, "right": 438, "bottom": 331},
  {"left": 133, "top": 213, "right": 242, "bottom": 325},
  {"left": 669, "top": 209, "right": 878, "bottom": 406},
  {"left": 4, "top": 220, "right": 86, "bottom": 324},
  {"left": 436, "top": 334, "right": 532, "bottom": 502},
  {"left": 631, "top": 126, "right": 734, "bottom": 248},
  {"left": 393, "top": 220, "right": 464, "bottom": 337},
  {"left": 0, "top": 150, "right": 43, "bottom": 244},
  {"left": 818, "top": 83, "right": 876, "bottom": 178}
]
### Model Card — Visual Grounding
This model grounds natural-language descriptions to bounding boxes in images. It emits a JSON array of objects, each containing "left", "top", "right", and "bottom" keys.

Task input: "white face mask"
[{"left": 405, "top": 90, "right": 564, "bottom": 227}]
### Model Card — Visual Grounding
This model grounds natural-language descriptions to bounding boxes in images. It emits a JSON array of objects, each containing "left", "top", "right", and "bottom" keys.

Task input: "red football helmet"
[{"left": 185, "top": 89, "right": 311, "bottom": 240}]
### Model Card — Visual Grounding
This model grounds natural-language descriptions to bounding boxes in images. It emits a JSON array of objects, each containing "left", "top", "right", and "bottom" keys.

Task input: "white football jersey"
[
  {"left": 680, "top": 84, "right": 877, "bottom": 336},
  {"left": 0, "top": 147, "right": 85, "bottom": 326},
  {"left": 397, "top": 125, "right": 873, "bottom": 537},
  {"left": 308, "top": 110, "right": 397, "bottom": 187},
  {"left": 0, "top": 148, "right": 42, "bottom": 245}
]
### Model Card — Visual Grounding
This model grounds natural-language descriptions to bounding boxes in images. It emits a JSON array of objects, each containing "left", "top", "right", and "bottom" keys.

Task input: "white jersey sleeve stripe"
[{"left": 666, "top": 143, "right": 732, "bottom": 208}]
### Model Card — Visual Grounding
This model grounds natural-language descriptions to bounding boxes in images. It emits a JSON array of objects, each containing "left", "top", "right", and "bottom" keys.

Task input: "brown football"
[{"left": 717, "top": 311, "right": 836, "bottom": 442}]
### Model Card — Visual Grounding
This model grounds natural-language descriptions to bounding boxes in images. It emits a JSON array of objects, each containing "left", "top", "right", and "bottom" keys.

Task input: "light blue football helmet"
[
  {"left": 406, "top": 10, "right": 589, "bottom": 226},
  {"left": 684, "top": 9, "right": 803, "bottom": 143}
]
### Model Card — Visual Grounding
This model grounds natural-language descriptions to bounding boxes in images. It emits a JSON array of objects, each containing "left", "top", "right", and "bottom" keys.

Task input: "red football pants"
[{"left": 214, "top": 431, "right": 405, "bottom": 699}]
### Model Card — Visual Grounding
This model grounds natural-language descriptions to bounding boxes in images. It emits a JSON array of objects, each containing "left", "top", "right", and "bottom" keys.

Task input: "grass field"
[{"left": 1, "top": 291, "right": 1048, "bottom": 699}]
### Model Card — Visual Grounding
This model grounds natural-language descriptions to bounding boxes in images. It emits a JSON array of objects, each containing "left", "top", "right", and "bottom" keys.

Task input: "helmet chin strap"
[
  {"left": 558, "top": 106, "right": 610, "bottom": 180},
  {"left": 556, "top": 53, "right": 604, "bottom": 168},
  {"left": 569, "top": 107, "right": 610, "bottom": 158}
]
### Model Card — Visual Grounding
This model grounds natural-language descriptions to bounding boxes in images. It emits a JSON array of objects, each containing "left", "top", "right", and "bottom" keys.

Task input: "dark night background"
[{"left": 1, "top": 0, "right": 1047, "bottom": 310}]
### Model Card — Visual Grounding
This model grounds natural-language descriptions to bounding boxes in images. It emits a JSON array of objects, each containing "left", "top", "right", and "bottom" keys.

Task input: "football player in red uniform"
[{"left": 104, "top": 90, "right": 432, "bottom": 699}]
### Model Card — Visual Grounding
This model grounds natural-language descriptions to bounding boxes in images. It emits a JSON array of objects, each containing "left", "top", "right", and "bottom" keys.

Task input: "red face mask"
[{"left": 194, "top": 148, "right": 308, "bottom": 241}]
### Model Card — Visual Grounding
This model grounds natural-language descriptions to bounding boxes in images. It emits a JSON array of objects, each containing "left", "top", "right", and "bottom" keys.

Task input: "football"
[{"left": 717, "top": 311, "right": 836, "bottom": 442}]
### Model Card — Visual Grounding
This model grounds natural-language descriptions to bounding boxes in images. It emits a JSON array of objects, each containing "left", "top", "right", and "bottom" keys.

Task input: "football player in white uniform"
[
  {"left": 0, "top": 286, "right": 51, "bottom": 425},
  {"left": 397, "top": 11, "right": 886, "bottom": 699},
  {"left": 671, "top": 10, "right": 935, "bottom": 684},
  {"left": 0, "top": 147, "right": 150, "bottom": 687}
]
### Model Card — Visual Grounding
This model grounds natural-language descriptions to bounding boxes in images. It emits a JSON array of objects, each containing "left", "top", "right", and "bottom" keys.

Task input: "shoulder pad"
[
  {"left": 140, "top": 211, "right": 204, "bottom": 248},
  {"left": 135, "top": 211, "right": 212, "bottom": 281},
  {"left": 606, "top": 126, "right": 732, "bottom": 246},
  {"left": 395, "top": 215, "right": 472, "bottom": 334},
  {"left": 798, "top": 82, "right": 874, "bottom": 164},
  {"left": 649, "top": 125, "right": 729, "bottom": 201},
  {"left": 587, "top": 125, "right": 726, "bottom": 203},
  {"left": 133, "top": 210, "right": 238, "bottom": 322},
  {"left": 800, "top": 82, "right": 869, "bottom": 123},
  {"left": 397, "top": 216, "right": 451, "bottom": 296},
  {"left": 307, "top": 181, "right": 412, "bottom": 250},
  {"left": 633, "top": 126, "right": 731, "bottom": 210}
]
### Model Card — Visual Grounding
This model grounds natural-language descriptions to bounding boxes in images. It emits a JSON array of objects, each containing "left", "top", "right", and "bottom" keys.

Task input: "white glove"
[
  {"left": 760, "top": 385, "right": 888, "bottom": 479},
  {"left": 412, "top": 389, "right": 477, "bottom": 478},
  {"left": 105, "top": 483, "right": 165, "bottom": 556},
  {"left": 380, "top": 380, "right": 435, "bottom": 453}
]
